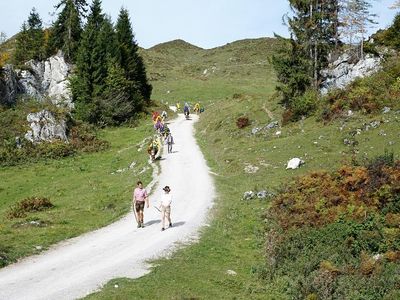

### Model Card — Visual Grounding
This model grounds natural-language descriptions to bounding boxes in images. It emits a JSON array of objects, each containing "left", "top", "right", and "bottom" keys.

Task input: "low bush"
[
  {"left": 7, "top": 197, "right": 54, "bottom": 219},
  {"left": 263, "top": 154, "right": 400, "bottom": 299},
  {"left": 236, "top": 117, "right": 250, "bottom": 128},
  {"left": 270, "top": 158, "right": 400, "bottom": 230}
]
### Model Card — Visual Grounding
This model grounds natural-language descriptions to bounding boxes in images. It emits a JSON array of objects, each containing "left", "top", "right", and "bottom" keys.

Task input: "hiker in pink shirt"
[{"left": 133, "top": 181, "right": 149, "bottom": 228}]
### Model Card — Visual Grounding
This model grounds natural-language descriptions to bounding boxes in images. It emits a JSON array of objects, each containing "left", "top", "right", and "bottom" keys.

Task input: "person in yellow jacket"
[{"left": 194, "top": 102, "right": 200, "bottom": 114}]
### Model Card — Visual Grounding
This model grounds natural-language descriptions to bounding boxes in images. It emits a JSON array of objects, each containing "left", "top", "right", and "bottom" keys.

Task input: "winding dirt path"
[{"left": 0, "top": 114, "right": 215, "bottom": 300}]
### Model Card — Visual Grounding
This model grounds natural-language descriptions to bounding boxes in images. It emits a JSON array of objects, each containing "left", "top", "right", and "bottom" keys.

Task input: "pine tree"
[
  {"left": 71, "top": 0, "right": 105, "bottom": 123},
  {"left": 14, "top": 8, "right": 45, "bottom": 64},
  {"left": 27, "top": 8, "right": 45, "bottom": 61},
  {"left": 272, "top": 0, "right": 340, "bottom": 120},
  {"left": 92, "top": 16, "right": 115, "bottom": 98},
  {"left": 14, "top": 23, "right": 30, "bottom": 64},
  {"left": 99, "top": 58, "right": 143, "bottom": 125},
  {"left": 115, "top": 8, "right": 152, "bottom": 102},
  {"left": 47, "top": 0, "right": 87, "bottom": 62}
]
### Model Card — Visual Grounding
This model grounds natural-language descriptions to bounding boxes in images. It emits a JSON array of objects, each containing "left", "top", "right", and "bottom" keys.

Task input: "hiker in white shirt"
[{"left": 159, "top": 186, "right": 172, "bottom": 231}]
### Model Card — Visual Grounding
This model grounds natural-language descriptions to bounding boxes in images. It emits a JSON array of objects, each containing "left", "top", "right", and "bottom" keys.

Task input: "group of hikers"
[
  {"left": 147, "top": 110, "right": 174, "bottom": 161},
  {"left": 134, "top": 102, "right": 203, "bottom": 231},
  {"left": 177, "top": 102, "right": 204, "bottom": 119}
]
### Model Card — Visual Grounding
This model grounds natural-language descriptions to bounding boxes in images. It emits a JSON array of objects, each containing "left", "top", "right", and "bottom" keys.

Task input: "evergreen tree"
[
  {"left": 99, "top": 58, "right": 143, "bottom": 125},
  {"left": 272, "top": 0, "right": 340, "bottom": 120},
  {"left": 14, "top": 23, "right": 30, "bottom": 64},
  {"left": 14, "top": 8, "right": 45, "bottom": 64},
  {"left": 47, "top": 0, "right": 87, "bottom": 62},
  {"left": 92, "top": 16, "right": 115, "bottom": 98},
  {"left": 27, "top": 8, "right": 45, "bottom": 61},
  {"left": 115, "top": 8, "right": 152, "bottom": 101},
  {"left": 71, "top": 0, "right": 105, "bottom": 123}
]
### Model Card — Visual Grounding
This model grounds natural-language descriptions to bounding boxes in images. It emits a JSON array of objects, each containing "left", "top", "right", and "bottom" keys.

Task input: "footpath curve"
[{"left": 0, "top": 114, "right": 215, "bottom": 300}]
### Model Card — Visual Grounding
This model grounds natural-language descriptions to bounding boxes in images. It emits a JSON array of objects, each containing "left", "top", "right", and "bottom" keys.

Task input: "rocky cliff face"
[
  {"left": 0, "top": 66, "right": 20, "bottom": 106},
  {"left": 321, "top": 53, "right": 382, "bottom": 94},
  {"left": 0, "top": 51, "right": 73, "bottom": 108}
]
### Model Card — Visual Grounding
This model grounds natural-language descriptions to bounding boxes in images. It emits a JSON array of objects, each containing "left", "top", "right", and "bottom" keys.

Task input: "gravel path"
[{"left": 0, "top": 113, "right": 215, "bottom": 300}]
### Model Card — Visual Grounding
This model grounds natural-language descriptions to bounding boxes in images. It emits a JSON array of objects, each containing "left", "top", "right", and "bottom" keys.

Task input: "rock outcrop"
[
  {"left": 0, "top": 65, "right": 20, "bottom": 106},
  {"left": 321, "top": 53, "right": 382, "bottom": 94},
  {"left": 0, "top": 51, "right": 73, "bottom": 108},
  {"left": 24, "top": 110, "right": 68, "bottom": 143}
]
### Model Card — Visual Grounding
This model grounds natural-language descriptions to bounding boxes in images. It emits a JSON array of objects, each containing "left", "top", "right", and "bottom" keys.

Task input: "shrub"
[
  {"left": 291, "top": 90, "right": 318, "bottom": 119},
  {"left": 236, "top": 117, "right": 249, "bottom": 128},
  {"left": 270, "top": 157, "right": 400, "bottom": 230},
  {"left": 263, "top": 153, "right": 400, "bottom": 299},
  {"left": 7, "top": 197, "right": 54, "bottom": 219}
]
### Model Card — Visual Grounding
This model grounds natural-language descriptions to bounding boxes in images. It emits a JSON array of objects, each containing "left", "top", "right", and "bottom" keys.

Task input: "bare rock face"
[
  {"left": 20, "top": 51, "right": 73, "bottom": 107},
  {"left": 0, "top": 65, "right": 20, "bottom": 106},
  {"left": 42, "top": 53, "right": 72, "bottom": 106},
  {"left": 0, "top": 51, "right": 73, "bottom": 108},
  {"left": 321, "top": 53, "right": 382, "bottom": 94},
  {"left": 24, "top": 110, "right": 68, "bottom": 143}
]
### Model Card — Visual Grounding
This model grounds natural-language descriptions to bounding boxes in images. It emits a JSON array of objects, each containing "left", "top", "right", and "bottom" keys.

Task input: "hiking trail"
[{"left": 0, "top": 114, "right": 215, "bottom": 300}]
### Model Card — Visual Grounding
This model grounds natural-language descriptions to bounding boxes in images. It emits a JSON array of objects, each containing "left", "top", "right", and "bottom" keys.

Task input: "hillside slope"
[{"left": 141, "top": 37, "right": 281, "bottom": 106}]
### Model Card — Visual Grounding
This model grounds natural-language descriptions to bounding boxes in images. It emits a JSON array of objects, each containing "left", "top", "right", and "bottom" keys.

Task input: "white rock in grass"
[
  {"left": 286, "top": 158, "right": 304, "bottom": 170},
  {"left": 226, "top": 270, "right": 237, "bottom": 276},
  {"left": 243, "top": 191, "right": 255, "bottom": 200},
  {"left": 244, "top": 165, "right": 259, "bottom": 174}
]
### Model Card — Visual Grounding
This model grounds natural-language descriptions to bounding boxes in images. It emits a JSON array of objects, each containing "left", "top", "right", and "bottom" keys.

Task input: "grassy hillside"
[
  {"left": 141, "top": 37, "right": 280, "bottom": 106},
  {"left": 1, "top": 36, "right": 399, "bottom": 298},
  {"left": 87, "top": 39, "right": 400, "bottom": 299}
]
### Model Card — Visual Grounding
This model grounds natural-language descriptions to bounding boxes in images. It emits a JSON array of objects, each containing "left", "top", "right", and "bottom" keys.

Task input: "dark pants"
[{"left": 168, "top": 143, "right": 172, "bottom": 153}]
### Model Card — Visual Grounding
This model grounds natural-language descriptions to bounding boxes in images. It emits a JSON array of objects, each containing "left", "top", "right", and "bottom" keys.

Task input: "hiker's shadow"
[
  {"left": 171, "top": 221, "right": 185, "bottom": 227},
  {"left": 144, "top": 220, "right": 161, "bottom": 226}
]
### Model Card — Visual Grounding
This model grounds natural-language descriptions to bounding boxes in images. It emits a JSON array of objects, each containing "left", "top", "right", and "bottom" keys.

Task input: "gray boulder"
[
  {"left": 265, "top": 121, "right": 279, "bottom": 129},
  {"left": 24, "top": 110, "right": 68, "bottom": 143}
]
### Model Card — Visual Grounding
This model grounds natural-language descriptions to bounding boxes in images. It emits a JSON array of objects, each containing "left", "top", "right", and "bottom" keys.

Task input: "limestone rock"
[
  {"left": 24, "top": 110, "right": 68, "bottom": 143},
  {"left": 0, "top": 65, "right": 19, "bottom": 106},
  {"left": 321, "top": 53, "right": 382, "bottom": 94},
  {"left": 1, "top": 51, "right": 73, "bottom": 108},
  {"left": 243, "top": 191, "right": 255, "bottom": 200},
  {"left": 286, "top": 158, "right": 304, "bottom": 170},
  {"left": 244, "top": 164, "right": 259, "bottom": 174}
]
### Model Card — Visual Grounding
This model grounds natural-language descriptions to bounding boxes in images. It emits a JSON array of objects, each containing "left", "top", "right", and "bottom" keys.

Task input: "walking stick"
[
  {"left": 154, "top": 206, "right": 161, "bottom": 212},
  {"left": 132, "top": 201, "right": 139, "bottom": 223}
]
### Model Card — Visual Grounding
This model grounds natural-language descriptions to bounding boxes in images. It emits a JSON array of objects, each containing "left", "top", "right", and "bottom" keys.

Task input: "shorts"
[
  {"left": 135, "top": 201, "right": 145, "bottom": 212},
  {"left": 161, "top": 205, "right": 171, "bottom": 214}
]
